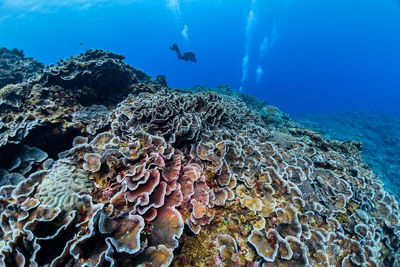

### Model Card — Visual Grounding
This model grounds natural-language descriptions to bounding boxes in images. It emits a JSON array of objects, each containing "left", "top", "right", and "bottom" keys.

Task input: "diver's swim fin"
[{"left": 169, "top": 43, "right": 179, "bottom": 51}]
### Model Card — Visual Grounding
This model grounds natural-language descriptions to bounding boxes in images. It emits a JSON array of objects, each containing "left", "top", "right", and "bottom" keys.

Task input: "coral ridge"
[{"left": 0, "top": 48, "right": 399, "bottom": 267}]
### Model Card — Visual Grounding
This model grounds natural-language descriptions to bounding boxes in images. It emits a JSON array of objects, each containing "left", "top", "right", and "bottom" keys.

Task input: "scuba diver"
[{"left": 169, "top": 43, "right": 197, "bottom": 62}]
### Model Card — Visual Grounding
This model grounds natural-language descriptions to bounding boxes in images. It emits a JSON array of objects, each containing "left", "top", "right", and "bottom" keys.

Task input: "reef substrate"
[
  {"left": 0, "top": 47, "right": 44, "bottom": 89},
  {"left": 296, "top": 111, "right": 400, "bottom": 201},
  {"left": 0, "top": 49, "right": 399, "bottom": 267}
]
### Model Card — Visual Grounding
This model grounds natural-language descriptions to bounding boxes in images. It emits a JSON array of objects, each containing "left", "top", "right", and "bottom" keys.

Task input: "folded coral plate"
[{"left": 0, "top": 48, "right": 399, "bottom": 267}]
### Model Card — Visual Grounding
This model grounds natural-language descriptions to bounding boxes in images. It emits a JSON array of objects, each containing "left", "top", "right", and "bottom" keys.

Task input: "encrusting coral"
[{"left": 0, "top": 48, "right": 399, "bottom": 266}]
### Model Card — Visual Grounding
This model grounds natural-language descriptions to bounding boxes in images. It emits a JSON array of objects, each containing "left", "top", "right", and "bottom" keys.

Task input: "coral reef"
[
  {"left": 189, "top": 84, "right": 294, "bottom": 130},
  {"left": 0, "top": 49, "right": 399, "bottom": 266},
  {"left": 0, "top": 49, "right": 167, "bottom": 151},
  {"left": 0, "top": 47, "right": 44, "bottom": 88},
  {"left": 36, "top": 163, "right": 92, "bottom": 212},
  {"left": 296, "top": 111, "right": 400, "bottom": 200}
]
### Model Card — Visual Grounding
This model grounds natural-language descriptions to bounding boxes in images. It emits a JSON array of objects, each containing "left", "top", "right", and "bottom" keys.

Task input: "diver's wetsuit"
[{"left": 170, "top": 43, "right": 197, "bottom": 62}]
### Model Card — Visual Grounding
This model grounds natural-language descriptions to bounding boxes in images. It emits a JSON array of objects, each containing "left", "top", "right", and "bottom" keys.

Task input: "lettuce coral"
[
  {"left": 0, "top": 49, "right": 399, "bottom": 267},
  {"left": 0, "top": 47, "right": 44, "bottom": 88}
]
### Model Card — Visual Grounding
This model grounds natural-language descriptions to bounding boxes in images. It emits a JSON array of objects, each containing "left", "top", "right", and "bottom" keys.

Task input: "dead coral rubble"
[{"left": 0, "top": 49, "right": 400, "bottom": 267}]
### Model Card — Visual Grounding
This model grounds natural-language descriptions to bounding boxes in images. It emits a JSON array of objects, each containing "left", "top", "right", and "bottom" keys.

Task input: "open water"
[{"left": 1, "top": 0, "right": 400, "bottom": 115}]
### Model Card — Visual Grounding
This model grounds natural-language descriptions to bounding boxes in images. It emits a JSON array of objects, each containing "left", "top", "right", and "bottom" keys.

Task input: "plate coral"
[{"left": 0, "top": 49, "right": 399, "bottom": 266}]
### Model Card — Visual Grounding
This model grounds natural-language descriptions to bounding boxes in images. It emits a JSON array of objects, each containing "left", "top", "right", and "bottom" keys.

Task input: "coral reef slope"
[
  {"left": 0, "top": 49, "right": 399, "bottom": 267},
  {"left": 0, "top": 47, "right": 44, "bottom": 88},
  {"left": 296, "top": 111, "right": 400, "bottom": 200}
]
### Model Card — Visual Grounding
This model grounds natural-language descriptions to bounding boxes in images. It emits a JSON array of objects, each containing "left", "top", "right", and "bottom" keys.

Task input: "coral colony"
[
  {"left": 297, "top": 112, "right": 400, "bottom": 201},
  {"left": 0, "top": 48, "right": 399, "bottom": 266}
]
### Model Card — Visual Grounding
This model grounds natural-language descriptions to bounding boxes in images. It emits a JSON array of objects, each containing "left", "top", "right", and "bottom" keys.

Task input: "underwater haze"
[{"left": 1, "top": 0, "right": 400, "bottom": 116}]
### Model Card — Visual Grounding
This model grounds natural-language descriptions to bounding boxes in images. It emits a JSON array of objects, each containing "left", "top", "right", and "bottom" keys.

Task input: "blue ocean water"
[{"left": 1, "top": 0, "right": 399, "bottom": 116}]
